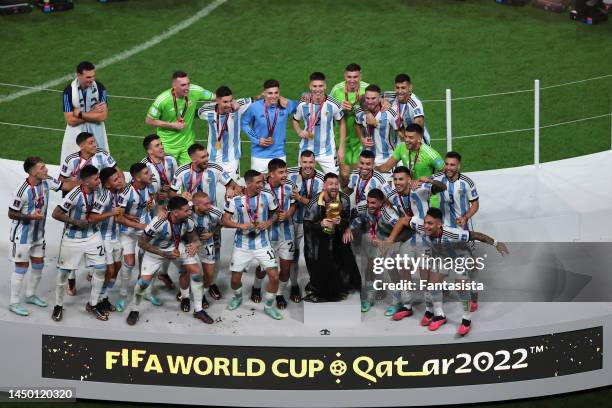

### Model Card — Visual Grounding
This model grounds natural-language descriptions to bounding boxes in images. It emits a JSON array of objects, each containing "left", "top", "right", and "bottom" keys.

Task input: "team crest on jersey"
[{"left": 13, "top": 199, "right": 20, "bottom": 208}]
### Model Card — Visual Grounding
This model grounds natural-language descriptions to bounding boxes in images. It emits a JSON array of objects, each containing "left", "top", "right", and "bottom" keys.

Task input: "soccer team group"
[{"left": 8, "top": 62, "right": 509, "bottom": 336}]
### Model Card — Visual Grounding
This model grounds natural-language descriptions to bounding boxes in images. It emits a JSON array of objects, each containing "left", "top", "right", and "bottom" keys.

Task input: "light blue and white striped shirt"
[
  {"left": 287, "top": 166, "right": 324, "bottom": 224},
  {"left": 225, "top": 191, "right": 278, "bottom": 250},
  {"left": 355, "top": 107, "right": 399, "bottom": 165},
  {"left": 59, "top": 185, "right": 103, "bottom": 240},
  {"left": 118, "top": 182, "right": 157, "bottom": 235},
  {"left": 265, "top": 180, "right": 296, "bottom": 242},
  {"left": 433, "top": 172, "right": 479, "bottom": 230},
  {"left": 293, "top": 97, "right": 343, "bottom": 157},
  {"left": 10, "top": 177, "right": 63, "bottom": 244}
]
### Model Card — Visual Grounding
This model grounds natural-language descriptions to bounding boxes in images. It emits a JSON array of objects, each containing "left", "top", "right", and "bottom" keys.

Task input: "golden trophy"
[{"left": 323, "top": 200, "right": 341, "bottom": 235}]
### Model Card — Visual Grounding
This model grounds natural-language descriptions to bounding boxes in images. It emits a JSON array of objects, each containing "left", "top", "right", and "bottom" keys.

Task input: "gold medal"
[
  {"left": 308, "top": 132, "right": 314, "bottom": 140},
  {"left": 215, "top": 140, "right": 221, "bottom": 150}
]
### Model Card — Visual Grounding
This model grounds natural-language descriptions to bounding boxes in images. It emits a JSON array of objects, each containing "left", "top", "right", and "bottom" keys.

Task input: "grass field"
[{"left": 0, "top": 0, "right": 611, "bottom": 174}]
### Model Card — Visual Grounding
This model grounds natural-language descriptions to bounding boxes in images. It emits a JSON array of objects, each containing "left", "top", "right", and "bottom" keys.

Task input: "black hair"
[
  {"left": 143, "top": 134, "right": 160, "bottom": 150},
  {"left": 188, "top": 143, "right": 206, "bottom": 156},
  {"left": 80, "top": 165, "right": 99, "bottom": 180},
  {"left": 76, "top": 132, "right": 94, "bottom": 145},
  {"left": 129, "top": 162, "right": 147, "bottom": 177},
  {"left": 100, "top": 167, "right": 118, "bottom": 185},
  {"left": 23, "top": 156, "right": 43, "bottom": 173},
  {"left": 76, "top": 61, "right": 95, "bottom": 74}
]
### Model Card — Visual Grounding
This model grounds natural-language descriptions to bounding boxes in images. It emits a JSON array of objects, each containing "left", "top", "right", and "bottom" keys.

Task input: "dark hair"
[
  {"left": 215, "top": 85, "right": 232, "bottom": 98},
  {"left": 172, "top": 70, "right": 188, "bottom": 80},
  {"left": 445, "top": 151, "right": 462, "bottom": 162},
  {"left": 392, "top": 166, "right": 410, "bottom": 176},
  {"left": 267, "top": 158, "right": 287, "bottom": 173},
  {"left": 364, "top": 84, "right": 381, "bottom": 94},
  {"left": 23, "top": 156, "right": 43, "bottom": 173},
  {"left": 263, "top": 79, "right": 280, "bottom": 90},
  {"left": 76, "top": 131, "right": 94, "bottom": 145},
  {"left": 323, "top": 172, "right": 338, "bottom": 182},
  {"left": 129, "top": 162, "right": 147, "bottom": 177},
  {"left": 359, "top": 150, "right": 375, "bottom": 160},
  {"left": 168, "top": 196, "right": 189, "bottom": 211},
  {"left": 394, "top": 73, "right": 411, "bottom": 84},
  {"left": 367, "top": 188, "right": 385, "bottom": 201},
  {"left": 405, "top": 123, "right": 424, "bottom": 135},
  {"left": 100, "top": 167, "right": 118, "bottom": 185},
  {"left": 244, "top": 169, "right": 261, "bottom": 183},
  {"left": 76, "top": 61, "right": 95, "bottom": 74},
  {"left": 187, "top": 143, "right": 206, "bottom": 156},
  {"left": 426, "top": 207, "right": 443, "bottom": 220},
  {"left": 309, "top": 72, "right": 325, "bottom": 82},
  {"left": 80, "top": 165, "right": 99, "bottom": 180},
  {"left": 143, "top": 134, "right": 160, "bottom": 150},
  {"left": 345, "top": 63, "right": 361, "bottom": 72},
  {"left": 300, "top": 149, "right": 315, "bottom": 158}
]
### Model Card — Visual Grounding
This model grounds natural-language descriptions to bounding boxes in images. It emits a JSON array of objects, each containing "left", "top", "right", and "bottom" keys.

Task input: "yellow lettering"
[
  {"left": 308, "top": 360, "right": 324, "bottom": 378},
  {"left": 131, "top": 349, "right": 146, "bottom": 368},
  {"left": 247, "top": 359, "right": 265, "bottom": 377},
  {"left": 193, "top": 357, "right": 212, "bottom": 376},
  {"left": 353, "top": 356, "right": 377, "bottom": 383},
  {"left": 214, "top": 358, "right": 230, "bottom": 376},
  {"left": 105, "top": 351, "right": 120, "bottom": 370},
  {"left": 143, "top": 354, "right": 163, "bottom": 373},
  {"left": 232, "top": 358, "right": 245, "bottom": 377},
  {"left": 272, "top": 359, "right": 288, "bottom": 378},
  {"left": 167, "top": 355, "right": 194, "bottom": 375}
]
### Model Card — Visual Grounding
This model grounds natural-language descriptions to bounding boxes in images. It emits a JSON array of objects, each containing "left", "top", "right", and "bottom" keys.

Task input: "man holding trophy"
[{"left": 302, "top": 173, "right": 361, "bottom": 302}]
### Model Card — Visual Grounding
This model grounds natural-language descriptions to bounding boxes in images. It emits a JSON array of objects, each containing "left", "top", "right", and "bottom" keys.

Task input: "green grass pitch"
[{"left": 0, "top": 0, "right": 610, "bottom": 173}]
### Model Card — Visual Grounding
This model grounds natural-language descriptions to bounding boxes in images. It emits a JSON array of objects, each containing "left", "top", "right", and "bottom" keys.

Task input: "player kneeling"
[{"left": 126, "top": 196, "right": 213, "bottom": 326}]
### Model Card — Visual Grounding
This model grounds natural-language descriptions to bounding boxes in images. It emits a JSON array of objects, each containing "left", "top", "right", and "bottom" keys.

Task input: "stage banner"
[{"left": 42, "top": 327, "right": 602, "bottom": 390}]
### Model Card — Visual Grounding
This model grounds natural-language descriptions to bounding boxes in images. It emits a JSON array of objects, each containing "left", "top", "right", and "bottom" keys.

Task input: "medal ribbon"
[
  {"left": 188, "top": 165, "right": 205, "bottom": 194},
  {"left": 172, "top": 88, "right": 189, "bottom": 123},
  {"left": 264, "top": 102, "right": 279, "bottom": 138}
]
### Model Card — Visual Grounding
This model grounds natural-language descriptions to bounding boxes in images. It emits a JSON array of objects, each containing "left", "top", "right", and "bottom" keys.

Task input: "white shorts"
[
  {"left": 314, "top": 153, "right": 339, "bottom": 175},
  {"left": 251, "top": 156, "right": 286, "bottom": 174},
  {"left": 272, "top": 239, "right": 295, "bottom": 261},
  {"left": 120, "top": 232, "right": 141, "bottom": 255},
  {"left": 198, "top": 241, "right": 216, "bottom": 265},
  {"left": 9, "top": 239, "right": 45, "bottom": 263},
  {"left": 103, "top": 239, "right": 123, "bottom": 265},
  {"left": 140, "top": 246, "right": 198, "bottom": 277},
  {"left": 58, "top": 233, "right": 106, "bottom": 270},
  {"left": 213, "top": 159, "right": 240, "bottom": 180},
  {"left": 230, "top": 246, "right": 277, "bottom": 272}
]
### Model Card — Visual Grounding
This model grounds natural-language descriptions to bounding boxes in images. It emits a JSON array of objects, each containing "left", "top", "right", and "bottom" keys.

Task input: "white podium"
[{"left": 303, "top": 292, "right": 361, "bottom": 326}]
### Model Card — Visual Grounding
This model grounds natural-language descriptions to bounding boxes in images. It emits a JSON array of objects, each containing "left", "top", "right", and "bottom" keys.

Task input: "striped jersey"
[
  {"left": 141, "top": 155, "right": 178, "bottom": 192},
  {"left": 197, "top": 98, "right": 252, "bottom": 164},
  {"left": 383, "top": 91, "right": 431, "bottom": 145},
  {"left": 287, "top": 166, "right": 325, "bottom": 224},
  {"left": 117, "top": 182, "right": 157, "bottom": 234},
  {"left": 354, "top": 106, "right": 399, "bottom": 165},
  {"left": 293, "top": 97, "right": 344, "bottom": 157},
  {"left": 386, "top": 183, "right": 434, "bottom": 219},
  {"left": 60, "top": 148, "right": 116, "bottom": 180},
  {"left": 224, "top": 191, "right": 278, "bottom": 250},
  {"left": 347, "top": 170, "right": 393, "bottom": 203},
  {"left": 432, "top": 172, "right": 479, "bottom": 230},
  {"left": 170, "top": 163, "right": 232, "bottom": 204},
  {"left": 144, "top": 216, "right": 196, "bottom": 251},
  {"left": 410, "top": 217, "right": 470, "bottom": 244},
  {"left": 58, "top": 185, "right": 103, "bottom": 240},
  {"left": 352, "top": 202, "right": 400, "bottom": 241},
  {"left": 264, "top": 180, "right": 296, "bottom": 242},
  {"left": 9, "top": 177, "right": 63, "bottom": 244},
  {"left": 92, "top": 187, "right": 120, "bottom": 241},
  {"left": 191, "top": 206, "right": 223, "bottom": 247}
]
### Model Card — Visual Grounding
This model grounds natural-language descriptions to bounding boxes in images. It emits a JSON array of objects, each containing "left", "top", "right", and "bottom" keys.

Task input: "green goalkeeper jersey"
[{"left": 147, "top": 84, "right": 214, "bottom": 151}]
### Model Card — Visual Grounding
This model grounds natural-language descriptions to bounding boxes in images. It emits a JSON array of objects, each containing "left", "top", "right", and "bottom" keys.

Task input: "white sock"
[
  {"left": 132, "top": 279, "right": 149, "bottom": 311},
  {"left": 10, "top": 268, "right": 27, "bottom": 304},
  {"left": 278, "top": 279, "right": 288, "bottom": 296},
  {"left": 253, "top": 275, "right": 264, "bottom": 289},
  {"left": 264, "top": 290, "right": 276, "bottom": 307},
  {"left": 191, "top": 275, "right": 204, "bottom": 313},
  {"left": 180, "top": 287, "right": 190, "bottom": 299},
  {"left": 55, "top": 269, "right": 70, "bottom": 306},
  {"left": 26, "top": 264, "right": 44, "bottom": 298},
  {"left": 90, "top": 268, "right": 105, "bottom": 306},
  {"left": 68, "top": 270, "right": 76, "bottom": 279},
  {"left": 432, "top": 290, "right": 444, "bottom": 317},
  {"left": 119, "top": 263, "right": 134, "bottom": 297},
  {"left": 233, "top": 287, "right": 242, "bottom": 297}
]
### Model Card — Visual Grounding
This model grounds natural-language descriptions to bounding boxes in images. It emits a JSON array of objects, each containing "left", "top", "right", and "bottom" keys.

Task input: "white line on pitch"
[{"left": 0, "top": 0, "right": 228, "bottom": 104}]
